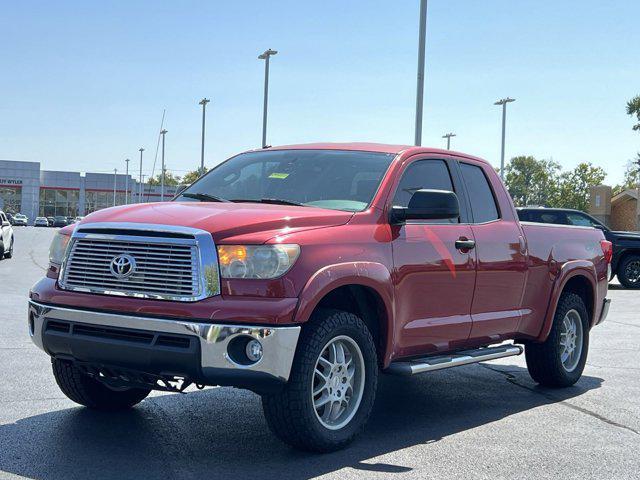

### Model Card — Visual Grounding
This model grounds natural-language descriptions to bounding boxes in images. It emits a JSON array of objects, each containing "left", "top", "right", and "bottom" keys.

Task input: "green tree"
[
  {"left": 613, "top": 156, "right": 640, "bottom": 195},
  {"left": 627, "top": 95, "right": 640, "bottom": 131},
  {"left": 555, "top": 163, "right": 606, "bottom": 211},
  {"left": 147, "top": 171, "right": 181, "bottom": 186},
  {"left": 182, "top": 167, "right": 208, "bottom": 185},
  {"left": 503, "top": 156, "right": 561, "bottom": 207}
]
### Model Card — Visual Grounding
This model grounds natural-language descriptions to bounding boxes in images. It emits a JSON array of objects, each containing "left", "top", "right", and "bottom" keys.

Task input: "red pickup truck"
[{"left": 29, "top": 143, "right": 611, "bottom": 452}]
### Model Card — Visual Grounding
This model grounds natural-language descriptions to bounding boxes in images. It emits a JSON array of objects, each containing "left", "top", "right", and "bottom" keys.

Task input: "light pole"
[
  {"left": 160, "top": 129, "right": 167, "bottom": 201},
  {"left": 258, "top": 48, "right": 278, "bottom": 148},
  {"left": 199, "top": 98, "right": 210, "bottom": 176},
  {"left": 113, "top": 169, "right": 118, "bottom": 207},
  {"left": 414, "top": 0, "right": 428, "bottom": 146},
  {"left": 494, "top": 97, "right": 515, "bottom": 179},
  {"left": 138, "top": 148, "right": 144, "bottom": 203},
  {"left": 442, "top": 132, "right": 456, "bottom": 150},
  {"left": 124, "top": 158, "right": 130, "bottom": 204}
]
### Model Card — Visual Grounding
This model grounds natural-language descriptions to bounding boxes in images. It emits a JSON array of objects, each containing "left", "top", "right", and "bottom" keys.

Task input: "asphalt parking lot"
[{"left": 0, "top": 227, "right": 638, "bottom": 480}]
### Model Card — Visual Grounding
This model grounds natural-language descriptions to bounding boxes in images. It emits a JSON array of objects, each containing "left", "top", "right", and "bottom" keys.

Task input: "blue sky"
[{"left": 1, "top": 0, "right": 638, "bottom": 184}]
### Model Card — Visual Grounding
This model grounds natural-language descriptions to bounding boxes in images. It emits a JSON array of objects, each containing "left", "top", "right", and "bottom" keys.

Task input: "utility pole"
[
  {"left": 494, "top": 97, "right": 515, "bottom": 180},
  {"left": 258, "top": 48, "right": 278, "bottom": 148},
  {"left": 113, "top": 169, "right": 118, "bottom": 206},
  {"left": 414, "top": 0, "right": 428, "bottom": 146},
  {"left": 124, "top": 158, "right": 130, "bottom": 204},
  {"left": 199, "top": 98, "right": 210, "bottom": 176},
  {"left": 138, "top": 148, "right": 145, "bottom": 202},
  {"left": 442, "top": 132, "right": 456, "bottom": 150},
  {"left": 160, "top": 129, "right": 167, "bottom": 201}
]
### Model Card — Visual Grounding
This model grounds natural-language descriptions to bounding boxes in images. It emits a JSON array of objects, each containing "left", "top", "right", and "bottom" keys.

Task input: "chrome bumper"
[{"left": 28, "top": 300, "right": 300, "bottom": 384}]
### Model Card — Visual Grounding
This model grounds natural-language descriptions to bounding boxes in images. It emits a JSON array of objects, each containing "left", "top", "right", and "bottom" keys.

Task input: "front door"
[{"left": 390, "top": 158, "right": 477, "bottom": 358}]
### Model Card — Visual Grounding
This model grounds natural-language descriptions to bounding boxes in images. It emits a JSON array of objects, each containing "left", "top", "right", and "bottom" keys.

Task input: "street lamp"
[
  {"left": 258, "top": 48, "right": 278, "bottom": 148},
  {"left": 113, "top": 169, "right": 118, "bottom": 207},
  {"left": 124, "top": 158, "right": 130, "bottom": 204},
  {"left": 138, "top": 148, "right": 145, "bottom": 203},
  {"left": 160, "top": 129, "right": 168, "bottom": 201},
  {"left": 442, "top": 132, "right": 456, "bottom": 150},
  {"left": 199, "top": 98, "right": 210, "bottom": 177},
  {"left": 494, "top": 97, "right": 516, "bottom": 179},
  {"left": 414, "top": 0, "right": 428, "bottom": 146}
]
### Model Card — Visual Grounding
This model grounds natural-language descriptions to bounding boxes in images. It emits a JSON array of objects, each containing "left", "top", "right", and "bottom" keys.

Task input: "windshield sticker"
[{"left": 268, "top": 172, "right": 290, "bottom": 179}]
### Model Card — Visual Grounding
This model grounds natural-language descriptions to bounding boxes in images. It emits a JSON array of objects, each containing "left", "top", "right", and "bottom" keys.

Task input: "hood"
[{"left": 80, "top": 202, "right": 354, "bottom": 243}]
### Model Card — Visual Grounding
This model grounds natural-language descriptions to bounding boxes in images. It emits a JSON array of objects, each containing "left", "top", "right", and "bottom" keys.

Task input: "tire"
[
  {"left": 262, "top": 309, "right": 378, "bottom": 452},
  {"left": 52, "top": 359, "right": 151, "bottom": 410},
  {"left": 617, "top": 254, "right": 640, "bottom": 289},
  {"left": 525, "top": 292, "right": 589, "bottom": 387},
  {"left": 4, "top": 237, "right": 13, "bottom": 259}
]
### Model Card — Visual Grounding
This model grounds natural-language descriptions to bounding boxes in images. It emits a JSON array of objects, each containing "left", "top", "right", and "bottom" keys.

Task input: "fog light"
[{"left": 246, "top": 339, "right": 263, "bottom": 362}]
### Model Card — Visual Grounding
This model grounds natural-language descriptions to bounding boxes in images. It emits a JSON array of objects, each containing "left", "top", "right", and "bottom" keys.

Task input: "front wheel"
[
  {"left": 262, "top": 309, "right": 378, "bottom": 452},
  {"left": 525, "top": 292, "right": 589, "bottom": 387},
  {"left": 52, "top": 359, "right": 150, "bottom": 410},
  {"left": 617, "top": 254, "right": 640, "bottom": 289}
]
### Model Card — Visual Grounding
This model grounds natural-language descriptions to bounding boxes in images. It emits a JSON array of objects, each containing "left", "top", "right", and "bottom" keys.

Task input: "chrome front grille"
[{"left": 59, "top": 223, "right": 220, "bottom": 301}]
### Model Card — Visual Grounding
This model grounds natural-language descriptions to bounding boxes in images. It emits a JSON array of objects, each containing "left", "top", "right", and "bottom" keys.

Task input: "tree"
[
  {"left": 627, "top": 95, "right": 640, "bottom": 131},
  {"left": 613, "top": 155, "right": 640, "bottom": 195},
  {"left": 503, "top": 156, "right": 561, "bottom": 207},
  {"left": 182, "top": 167, "right": 208, "bottom": 185},
  {"left": 147, "top": 171, "right": 181, "bottom": 186},
  {"left": 555, "top": 163, "right": 606, "bottom": 211}
]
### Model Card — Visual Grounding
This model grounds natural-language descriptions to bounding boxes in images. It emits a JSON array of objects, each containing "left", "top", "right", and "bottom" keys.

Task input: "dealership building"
[{"left": 0, "top": 159, "right": 180, "bottom": 222}]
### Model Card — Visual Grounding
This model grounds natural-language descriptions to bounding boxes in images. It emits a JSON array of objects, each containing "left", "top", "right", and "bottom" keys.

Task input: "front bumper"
[{"left": 28, "top": 300, "right": 301, "bottom": 392}]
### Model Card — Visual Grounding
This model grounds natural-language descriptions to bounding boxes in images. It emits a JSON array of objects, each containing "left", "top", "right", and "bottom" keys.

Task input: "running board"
[{"left": 385, "top": 344, "right": 523, "bottom": 376}]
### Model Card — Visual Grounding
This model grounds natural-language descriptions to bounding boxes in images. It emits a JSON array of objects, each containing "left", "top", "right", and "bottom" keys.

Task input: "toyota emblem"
[{"left": 109, "top": 254, "right": 136, "bottom": 279}]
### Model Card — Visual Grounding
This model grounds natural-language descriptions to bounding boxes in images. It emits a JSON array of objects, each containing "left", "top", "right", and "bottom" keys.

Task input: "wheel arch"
[
  {"left": 294, "top": 262, "right": 394, "bottom": 367},
  {"left": 537, "top": 262, "right": 597, "bottom": 342}
]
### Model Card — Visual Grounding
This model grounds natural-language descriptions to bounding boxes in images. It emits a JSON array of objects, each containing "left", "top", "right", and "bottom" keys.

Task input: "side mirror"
[
  {"left": 390, "top": 189, "right": 460, "bottom": 224},
  {"left": 1, "top": 221, "right": 9, "bottom": 227}
]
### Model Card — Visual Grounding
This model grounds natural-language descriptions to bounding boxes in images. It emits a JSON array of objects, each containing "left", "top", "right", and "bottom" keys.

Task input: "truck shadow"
[{"left": 0, "top": 364, "right": 602, "bottom": 480}]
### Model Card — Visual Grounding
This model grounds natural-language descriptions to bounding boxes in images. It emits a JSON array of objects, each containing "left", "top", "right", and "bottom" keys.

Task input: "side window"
[
  {"left": 392, "top": 160, "right": 458, "bottom": 223},
  {"left": 566, "top": 212, "right": 597, "bottom": 227},
  {"left": 460, "top": 163, "right": 499, "bottom": 223}
]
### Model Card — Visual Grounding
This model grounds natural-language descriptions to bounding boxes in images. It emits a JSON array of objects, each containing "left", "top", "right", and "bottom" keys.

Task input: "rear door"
[
  {"left": 390, "top": 157, "right": 477, "bottom": 357},
  {"left": 457, "top": 160, "right": 528, "bottom": 344}
]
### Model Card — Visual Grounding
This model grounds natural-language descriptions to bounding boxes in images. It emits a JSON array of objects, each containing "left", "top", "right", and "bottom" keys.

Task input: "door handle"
[{"left": 455, "top": 239, "right": 476, "bottom": 250}]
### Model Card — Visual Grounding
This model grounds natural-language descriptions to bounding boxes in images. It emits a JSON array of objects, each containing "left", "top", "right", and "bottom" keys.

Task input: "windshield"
[{"left": 175, "top": 149, "right": 394, "bottom": 212}]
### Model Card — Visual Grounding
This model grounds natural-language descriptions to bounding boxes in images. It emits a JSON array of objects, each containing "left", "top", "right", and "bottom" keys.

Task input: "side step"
[{"left": 385, "top": 344, "right": 523, "bottom": 376}]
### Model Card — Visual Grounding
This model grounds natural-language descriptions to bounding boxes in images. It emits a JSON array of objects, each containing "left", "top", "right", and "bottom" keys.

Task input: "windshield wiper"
[
  {"left": 180, "top": 192, "right": 229, "bottom": 203},
  {"left": 231, "top": 198, "right": 306, "bottom": 207}
]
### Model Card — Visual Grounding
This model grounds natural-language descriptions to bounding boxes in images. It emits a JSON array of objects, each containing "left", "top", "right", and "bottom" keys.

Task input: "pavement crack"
[
  {"left": 480, "top": 364, "right": 640, "bottom": 436},
  {"left": 607, "top": 320, "right": 640, "bottom": 329}
]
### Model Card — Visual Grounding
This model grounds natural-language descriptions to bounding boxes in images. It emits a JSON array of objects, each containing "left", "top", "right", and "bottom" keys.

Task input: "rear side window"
[
  {"left": 527, "top": 211, "right": 567, "bottom": 225},
  {"left": 393, "top": 159, "right": 458, "bottom": 223},
  {"left": 460, "top": 163, "right": 499, "bottom": 223}
]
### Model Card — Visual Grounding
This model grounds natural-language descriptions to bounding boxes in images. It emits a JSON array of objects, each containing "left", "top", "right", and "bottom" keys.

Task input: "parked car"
[
  {"left": 73, "top": 216, "right": 85, "bottom": 223},
  {"left": 52, "top": 216, "right": 68, "bottom": 227},
  {"left": 12, "top": 213, "right": 28, "bottom": 226},
  {"left": 66, "top": 216, "right": 75, "bottom": 225},
  {"left": 0, "top": 210, "right": 14, "bottom": 259},
  {"left": 34, "top": 216, "right": 49, "bottom": 227},
  {"left": 47, "top": 217, "right": 55, "bottom": 227},
  {"left": 517, "top": 207, "right": 640, "bottom": 288},
  {"left": 29, "top": 144, "right": 611, "bottom": 452}
]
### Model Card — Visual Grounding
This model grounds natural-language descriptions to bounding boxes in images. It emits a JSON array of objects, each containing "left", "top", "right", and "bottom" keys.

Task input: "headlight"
[
  {"left": 49, "top": 232, "right": 71, "bottom": 265},
  {"left": 217, "top": 244, "right": 300, "bottom": 279}
]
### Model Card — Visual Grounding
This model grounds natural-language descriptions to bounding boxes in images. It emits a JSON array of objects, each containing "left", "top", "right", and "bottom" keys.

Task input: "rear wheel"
[
  {"left": 52, "top": 359, "right": 150, "bottom": 410},
  {"left": 617, "top": 254, "right": 640, "bottom": 289},
  {"left": 525, "top": 292, "right": 589, "bottom": 387},
  {"left": 262, "top": 309, "right": 378, "bottom": 452}
]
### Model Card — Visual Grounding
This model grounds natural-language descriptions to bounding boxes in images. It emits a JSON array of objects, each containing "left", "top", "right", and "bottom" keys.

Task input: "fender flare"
[
  {"left": 293, "top": 262, "right": 395, "bottom": 364},
  {"left": 537, "top": 260, "right": 597, "bottom": 342}
]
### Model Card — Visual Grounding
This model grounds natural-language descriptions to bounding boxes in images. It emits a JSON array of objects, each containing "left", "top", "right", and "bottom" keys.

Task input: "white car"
[
  {"left": 34, "top": 217, "right": 49, "bottom": 227},
  {"left": 0, "top": 211, "right": 14, "bottom": 259},
  {"left": 12, "top": 213, "right": 28, "bottom": 226}
]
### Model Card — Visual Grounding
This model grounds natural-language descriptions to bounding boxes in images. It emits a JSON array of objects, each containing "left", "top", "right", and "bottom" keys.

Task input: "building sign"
[{"left": 0, "top": 178, "right": 23, "bottom": 186}]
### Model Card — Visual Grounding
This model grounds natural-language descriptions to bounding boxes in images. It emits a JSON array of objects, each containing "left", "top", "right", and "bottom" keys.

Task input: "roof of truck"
[{"left": 248, "top": 142, "right": 490, "bottom": 164}]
